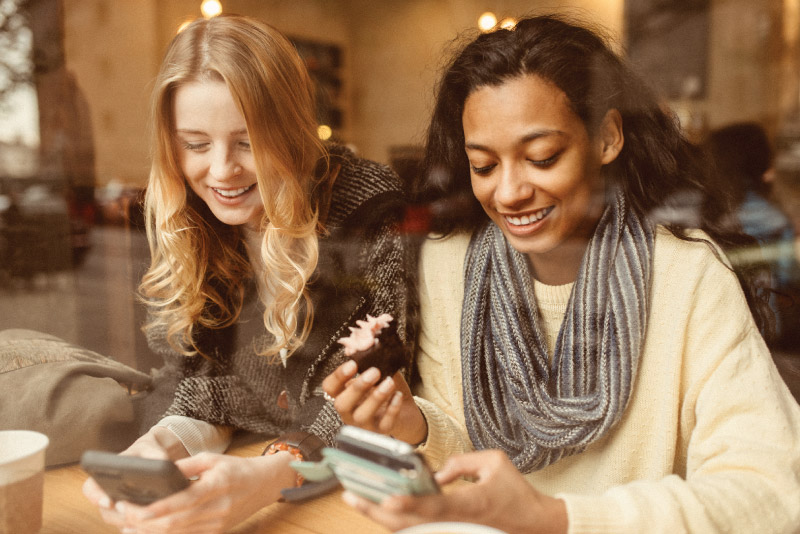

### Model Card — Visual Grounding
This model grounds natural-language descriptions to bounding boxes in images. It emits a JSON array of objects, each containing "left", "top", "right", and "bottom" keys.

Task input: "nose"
[
  {"left": 209, "top": 146, "right": 240, "bottom": 181},
  {"left": 494, "top": 164, "right": 533, "bottom": 208}
]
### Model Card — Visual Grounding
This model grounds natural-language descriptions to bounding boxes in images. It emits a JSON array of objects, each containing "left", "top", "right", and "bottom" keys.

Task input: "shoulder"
[
  {"left": 650, "top": 225, "right": 751, "bottom": 323},
  {"left": 652, "top": 225, "right": 732, "bottom": 274},
  {"left": 418, "top": 232, "right": 472, "bottom": 298},
  {"left": 420, "top": 232, "right": 472, "bottom": 265},
  {"left": 326, "top": 145, "right": 404, "bottom": 228}
]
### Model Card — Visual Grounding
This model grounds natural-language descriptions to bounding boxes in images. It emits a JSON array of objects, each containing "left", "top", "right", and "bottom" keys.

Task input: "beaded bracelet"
[{"left": 265, "top": 441, "right": 305, "bottom": 486}]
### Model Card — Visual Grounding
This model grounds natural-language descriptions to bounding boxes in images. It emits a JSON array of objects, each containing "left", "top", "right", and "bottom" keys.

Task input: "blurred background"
[{"left": 0, "top": 0, "right": 798, "bottom": 394}]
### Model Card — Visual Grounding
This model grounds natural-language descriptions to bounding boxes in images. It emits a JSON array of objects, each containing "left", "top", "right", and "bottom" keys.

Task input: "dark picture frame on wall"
[
  {"left": 625, "top": 0, "right": 710, "bottom": 100},
  {"left": 289, "top": 36, "right": 344, "bottom": 134}
]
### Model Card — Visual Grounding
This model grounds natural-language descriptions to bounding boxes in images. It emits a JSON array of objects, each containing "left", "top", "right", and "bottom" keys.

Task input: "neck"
[{"left": 528, "top": 237, "right": 589, "bottom": 285}]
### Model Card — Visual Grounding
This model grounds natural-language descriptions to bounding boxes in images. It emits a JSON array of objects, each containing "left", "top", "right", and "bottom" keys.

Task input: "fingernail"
[
  {"left": 378, "top": 376, "right": 394, "bottom": 393},
  {"left": 122, "top": 528, "right": 137, "bottom": 534},
  {"left": 98, "top": 496, "right": 112, "bottom": 509},
  {"left": 342, "top": 360, "right": 357, "bottom": 375},
  {"left": 391, "top": 391, "right": 403, "bottom": 405},
  {"left": 342, "top": 490, "right": 359, "bottom": 507},
  {"left": 361, "top": 367, "right": 380, "bottom": 383},
  {"left": 115, "top": 501, "right": 126, "bottom": 514}
]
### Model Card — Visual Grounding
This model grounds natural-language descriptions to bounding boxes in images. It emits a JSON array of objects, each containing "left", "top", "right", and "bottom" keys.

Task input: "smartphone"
[
  {"left": 322, "top": 425, "right": 439, "bottom": 503},
  {"left": 80, "top": 450, "right": 190, "bottom": 505}
]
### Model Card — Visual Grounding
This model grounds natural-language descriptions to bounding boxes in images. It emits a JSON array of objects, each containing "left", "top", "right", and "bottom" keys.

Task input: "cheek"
[{"left": 470, "top": 177, "right": 492, "bottom": 207}]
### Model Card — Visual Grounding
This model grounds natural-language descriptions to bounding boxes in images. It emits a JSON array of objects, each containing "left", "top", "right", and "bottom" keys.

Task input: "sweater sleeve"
[
  {"left": 285, "top": 170, "right": 414, "bottom": 446},
  {"left": 557, "top": 247, "right": 800, "bottom": 534},
  {"left": 412, "top": 233, "right": 475, "bottom": 470}
]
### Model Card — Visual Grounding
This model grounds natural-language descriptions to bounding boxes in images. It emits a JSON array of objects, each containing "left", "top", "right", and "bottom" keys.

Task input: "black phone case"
[{"left": 80, "top": 450, "right": 189, "bottom": 505}]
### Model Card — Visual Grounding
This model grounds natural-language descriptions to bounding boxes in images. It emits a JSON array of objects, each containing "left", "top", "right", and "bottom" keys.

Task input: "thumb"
[
  {"left": 174, "top": 452, "right": 217, "bottom": 479},
  {"left": 435, "top": 451, "right": 495, "bottom": 485}
]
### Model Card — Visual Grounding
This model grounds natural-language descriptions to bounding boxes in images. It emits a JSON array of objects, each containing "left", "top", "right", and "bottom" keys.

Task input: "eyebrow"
[
  {"left": 175, "top": 128, "right": 249, "bottom": 136},
  {"left": 465, "top": 128, "right": 565, "bottom": 151}
]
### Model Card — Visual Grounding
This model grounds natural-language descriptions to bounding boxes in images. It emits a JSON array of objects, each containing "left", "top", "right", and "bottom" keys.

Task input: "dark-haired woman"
[{"left": 323, "top": 14, "right": 800, "bottom": 534}]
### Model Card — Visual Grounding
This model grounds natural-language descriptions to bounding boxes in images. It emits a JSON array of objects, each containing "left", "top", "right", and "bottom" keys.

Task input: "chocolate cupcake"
[{"left": 338, "top": 314, "right": 406, "bottom": 377}]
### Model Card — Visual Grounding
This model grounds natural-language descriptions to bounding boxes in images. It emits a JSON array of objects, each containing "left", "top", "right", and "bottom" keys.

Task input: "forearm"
[{"left": 123, "top": 425, "right": 190, "bottom": 461}]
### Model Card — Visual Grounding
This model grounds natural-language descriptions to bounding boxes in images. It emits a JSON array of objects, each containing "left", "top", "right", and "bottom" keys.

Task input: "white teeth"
[
  {"left": 213, "top": 185, "right": 254, "bottom": 198},
  {"left": 505, "top": 207, "right": 551, "bottom": 226}
]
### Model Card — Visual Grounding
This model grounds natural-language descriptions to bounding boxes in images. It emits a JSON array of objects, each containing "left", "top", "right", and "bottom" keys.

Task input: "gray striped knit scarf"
[{"left": 461, "top": 190, "right": 654, "bottom": 473}]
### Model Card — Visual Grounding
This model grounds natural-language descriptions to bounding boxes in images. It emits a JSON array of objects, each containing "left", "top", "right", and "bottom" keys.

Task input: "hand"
[
  {"left": 322, "top": 359, "right": 427, "bottom": 445},
  {"left": 342, "top": 450, "right": 568, "bottom": 534},
  {"left": 104, "top": 451, "right": 296, "bottom": 534},
  {"left": 82, "top": 426, "right": 191, "bottom": 525}
]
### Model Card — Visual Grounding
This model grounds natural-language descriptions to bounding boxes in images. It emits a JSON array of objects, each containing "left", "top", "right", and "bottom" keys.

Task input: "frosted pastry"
[{"left": 338, "top": 314, "right": 405, "bottom": 377}]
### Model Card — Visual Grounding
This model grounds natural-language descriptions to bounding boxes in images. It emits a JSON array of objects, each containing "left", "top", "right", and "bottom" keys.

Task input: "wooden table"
[{"left": 41, "top": 441, "right": 391, "bottom": 533}]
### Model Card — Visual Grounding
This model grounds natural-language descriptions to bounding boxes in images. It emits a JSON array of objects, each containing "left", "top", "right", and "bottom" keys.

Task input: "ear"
[{"left": 598, "top": 109, "right": 624, "bottom": 165}]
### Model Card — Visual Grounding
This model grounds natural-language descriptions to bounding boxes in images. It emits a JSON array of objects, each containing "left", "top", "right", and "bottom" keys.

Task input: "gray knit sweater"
[{"left": 145, "top": 148, "right": 413, "bottom": 446}]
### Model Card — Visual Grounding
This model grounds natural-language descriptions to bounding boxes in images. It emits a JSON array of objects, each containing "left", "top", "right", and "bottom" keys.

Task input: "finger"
[
  {"left": 333, "top": 367, "right": 382, "bottom": 415},
  {"left": 341, "top": 491, "right": 420, "bottom": 532},
  {"left": 435, "top": 453, "right": 487, "bottom": 485},
  {"left": 82, "top": 476, "right": 111, "bottom": 507},
  {"left": 97, "top": 506, "right": 126, "bottom": 527},
  {"left": 322, "top": 360, "right": 358, "bottom": 397},
  {"left": 173, "top": 452, "right": 218, "bottom": 479},
  {"left": 377, "top": 392, "right": 403, "bottom": 434},
  {"left": 391, "top": 371, "right": 413, "bottom": 396},
  {"left": 435, "top": 450, "right": 504, "bottom": 485},
  {"left": 351, "top": 376, "right": 397, "bottom": 427}
]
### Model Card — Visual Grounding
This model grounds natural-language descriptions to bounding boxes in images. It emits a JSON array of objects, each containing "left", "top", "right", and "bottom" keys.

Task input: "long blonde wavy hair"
[{"left": 140, "top": 14, "right": 328, "bottom": 359}]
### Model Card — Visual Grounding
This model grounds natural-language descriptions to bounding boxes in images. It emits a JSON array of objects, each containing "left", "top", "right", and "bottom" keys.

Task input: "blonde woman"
[{"left": 82, "top": 14, "right": 412, "bottom": 533}]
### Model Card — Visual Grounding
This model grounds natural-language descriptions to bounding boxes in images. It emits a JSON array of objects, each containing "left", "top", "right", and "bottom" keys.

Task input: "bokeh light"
[
  {"left": 317, "top": 125, "right": 333, "bottom": 141},
  {"left": 201, "top": 0, "right": 222, "bottom": 19},
  {"left": 478, "top": 12, "right": 497, "bottom": 32}
]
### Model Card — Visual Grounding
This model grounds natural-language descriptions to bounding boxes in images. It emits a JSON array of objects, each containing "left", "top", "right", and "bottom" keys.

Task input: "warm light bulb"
[
  {"left": 201, "top": 0, "right": 222, "bottom": 19},
  {"left": 478, "top": 12, "right": 497, "bottom": 32},
  {"left": 499, "top": 17, "right": 517, "bottom": 30},
  {"left": 177, "top": 20, "right": 193, "bottom": 34},
  {"left": 317, "top": 125, "right": 333, "bottom": 141}
]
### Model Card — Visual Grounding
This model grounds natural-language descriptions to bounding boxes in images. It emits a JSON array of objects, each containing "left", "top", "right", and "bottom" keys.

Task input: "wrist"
[
  {"left": 149, "top": 426, "right": 190, "bottom": 460},
  {"left": 262, "top": 432, "right": 326, "bottom": 488}
]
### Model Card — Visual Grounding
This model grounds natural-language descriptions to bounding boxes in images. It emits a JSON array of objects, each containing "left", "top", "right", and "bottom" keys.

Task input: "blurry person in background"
[
  {"left": 324, "top": 14, "right": 800, "bottom": 534},
  {"left": 704, "top": 122, "right": 799, "bottom": 350}
]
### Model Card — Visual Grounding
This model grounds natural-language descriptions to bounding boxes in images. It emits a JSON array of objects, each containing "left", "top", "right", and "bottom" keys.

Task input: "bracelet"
[
  {"left": 262, "top": 432, "right": 327, "bottom": 488},
  {"left": 264, "top": 441, "right": 305, "bottom": 486}
]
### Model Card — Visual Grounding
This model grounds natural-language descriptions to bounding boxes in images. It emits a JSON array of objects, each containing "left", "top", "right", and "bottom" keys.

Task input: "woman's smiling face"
[
  {"left": 463, "top": 74, "right": 621, "bottom": 283},
  {"left": 172, "top": 79, "right": 263, "bottom": 230}
]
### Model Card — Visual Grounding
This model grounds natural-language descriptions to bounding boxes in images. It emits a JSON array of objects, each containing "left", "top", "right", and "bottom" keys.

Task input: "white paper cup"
[
  {"left": 396, "top": 522, "right": 509, "bottom": 534},
  {"left": 0, "top": 430, "right": 49, "bottom": 534}
]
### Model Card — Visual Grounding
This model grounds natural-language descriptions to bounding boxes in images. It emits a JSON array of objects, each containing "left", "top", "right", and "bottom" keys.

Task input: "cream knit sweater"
[{"left": 414, "top": 227, "right": 800, "bottom": 534}]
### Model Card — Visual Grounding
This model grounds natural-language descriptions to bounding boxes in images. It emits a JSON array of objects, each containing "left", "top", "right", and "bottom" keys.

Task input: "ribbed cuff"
[
  {"left": 556, "top": 492, "right": 624, "bottom": 534},
  {"left": 413, "top": 396, "right": 472, "bottom": 471},
  {"left": 155, "top": 415, "right": 232, "bottom": 455}
]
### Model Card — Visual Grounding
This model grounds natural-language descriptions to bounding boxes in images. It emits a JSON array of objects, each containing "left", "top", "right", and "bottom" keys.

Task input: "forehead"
[
  {"left": 462, "top": 75, "right": 585, "bottom": 143},
  {"left": 172, "top": 79, "right": 245, "bottom": 129}
]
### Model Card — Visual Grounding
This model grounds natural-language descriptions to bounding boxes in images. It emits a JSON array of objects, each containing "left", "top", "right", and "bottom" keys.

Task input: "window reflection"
[{"left": 0, "top": 0, "right": 798, "bottom": 397}]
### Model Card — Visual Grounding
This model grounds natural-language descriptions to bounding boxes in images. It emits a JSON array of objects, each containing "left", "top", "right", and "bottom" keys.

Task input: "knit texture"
[
  {"left": 147, "top": 147, "right": 413, "bottom": 446},
  {"left": 414, "top": 228, "right": 800, "bottom": 533},
  {"left": 461, "top": 191, "right": 654, "bottom": 472}
]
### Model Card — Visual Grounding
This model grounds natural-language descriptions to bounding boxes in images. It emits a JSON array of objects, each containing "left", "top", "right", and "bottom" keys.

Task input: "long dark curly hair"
[{"left": 415, "top": 13, "right": 772, "bottom": 336}]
